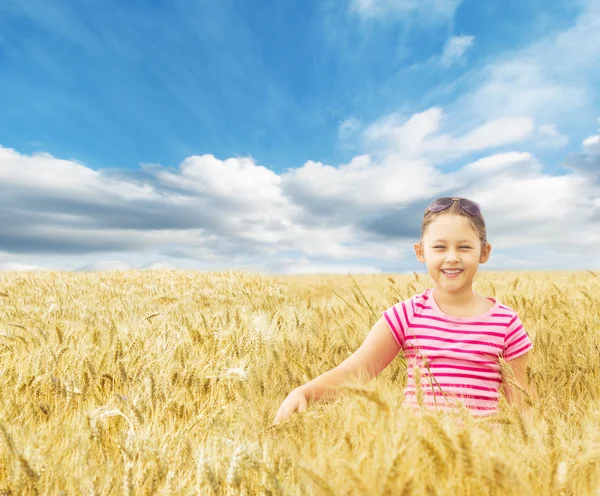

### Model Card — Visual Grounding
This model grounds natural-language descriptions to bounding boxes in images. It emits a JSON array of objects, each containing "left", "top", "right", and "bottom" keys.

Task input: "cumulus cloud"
[
  {"left": 440, "top": 35, "right": 475, "bottom": 67},
  {"left": 281, "top": 153, "right": 436, "bottom": 219},
  {"left": 2, "top": 107, "right": 599, "bottom": 273},
  {"left": 156, "top": 154, "right": 286, "bottom": 212}
]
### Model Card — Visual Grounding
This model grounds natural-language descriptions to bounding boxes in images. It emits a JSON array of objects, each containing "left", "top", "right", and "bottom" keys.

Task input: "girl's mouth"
[{"left": 441, "top": 269, "right": 463, "bottom": 278}]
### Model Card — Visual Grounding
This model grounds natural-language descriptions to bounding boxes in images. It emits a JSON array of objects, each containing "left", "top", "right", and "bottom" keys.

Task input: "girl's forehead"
[{"left": 426, "top": 215, "right": 477, "bottom": 238}]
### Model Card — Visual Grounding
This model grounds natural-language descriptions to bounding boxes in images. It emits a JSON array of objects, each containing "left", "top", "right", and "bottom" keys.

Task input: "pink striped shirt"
[{"left": 383, "top": 288, "right": 533, "bottom": 417}]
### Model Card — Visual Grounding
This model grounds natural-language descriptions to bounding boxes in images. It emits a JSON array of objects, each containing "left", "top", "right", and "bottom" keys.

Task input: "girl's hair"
[{"left": 420, "top": 199, "right": 488, "bottom": 247}]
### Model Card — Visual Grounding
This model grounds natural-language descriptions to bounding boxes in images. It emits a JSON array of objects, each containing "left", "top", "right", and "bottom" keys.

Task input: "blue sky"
[{"left": 0, "top": 0, "right": 599, "bottom": 273}]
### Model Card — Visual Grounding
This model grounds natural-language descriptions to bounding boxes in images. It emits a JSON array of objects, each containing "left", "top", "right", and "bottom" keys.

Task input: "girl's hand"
[{"left": 273, "top": 387, "right": 309, "bottom": 425}]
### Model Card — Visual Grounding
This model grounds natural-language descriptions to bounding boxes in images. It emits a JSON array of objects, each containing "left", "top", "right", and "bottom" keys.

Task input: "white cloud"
[
  {"left": 440, "top": 35, "right": 475, "bottom": 67},
  {"left": 583, "top": 134, "right": 600, "bottom": 155},
  {"left": 457, "top": 154, "right": 593, "bottom": 243},
  {"left": 143, "top": 261, "right": 177, "bottom": 270},
  {"left": 76, "top": 260, "right": 132, "bottom": 272},
  {"left": 0, "top": 147, "right": 154, "bottom": 201},
  {"left": 0, "top": 261, "right": 47, "bottom": 271},
  {"left": 350, "top": 0, "right": 462, "bottom": 21},
  {"left": 461, "top": 152, "right": 534, "bottom": 175},
  {"left": 361, "top": 107, "right": 534, "bottom": 161},
  {"left": 156, "top": 154, "right": 286, "bottom": 212},
  {"left": 536, "top": 124, "right": 570, "bottom": 148},
  {"left": 451, "top": 2, "right": 600, "bottom": 126},
  {"left": 281, "top": 153, "right": 437, "bottom": 211},
  {"left": 279, "top": 257, "right": 383, "bottom": 275}
]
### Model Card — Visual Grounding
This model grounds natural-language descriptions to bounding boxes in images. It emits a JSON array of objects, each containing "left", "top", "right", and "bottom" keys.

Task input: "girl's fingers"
[
  {"left": 273, "top": 406, "right": 289, "bottom": 424},
  {"left": 274, "top": 396, "right": 304, "bottom": 424}
]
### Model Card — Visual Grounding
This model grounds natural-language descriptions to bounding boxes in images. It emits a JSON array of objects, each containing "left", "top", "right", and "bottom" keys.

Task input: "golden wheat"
[{"left": 0, "top": 269, "right": 598, "bottom": 494}]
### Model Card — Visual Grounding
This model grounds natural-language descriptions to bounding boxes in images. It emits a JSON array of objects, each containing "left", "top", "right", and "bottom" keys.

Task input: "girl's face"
[{"left": 414, "top": 214, "right": 492, "bottom": 292}]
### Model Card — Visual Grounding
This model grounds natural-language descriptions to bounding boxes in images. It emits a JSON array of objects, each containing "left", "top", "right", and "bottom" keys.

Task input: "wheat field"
[{"left": 0, "top": 269, "right": 599, "bottom": 495}]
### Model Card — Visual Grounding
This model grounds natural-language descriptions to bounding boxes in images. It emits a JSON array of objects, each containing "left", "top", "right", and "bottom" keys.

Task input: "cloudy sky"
[{"left": 1, "top": 0, "right": 599, "bottom": 274}]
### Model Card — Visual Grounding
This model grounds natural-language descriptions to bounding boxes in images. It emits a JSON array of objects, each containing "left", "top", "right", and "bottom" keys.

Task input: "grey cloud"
[
  {"left": 0, "top": 226, "right": 147, "bottom": 254},
  {"left": 283, "top": 178, "right": 462, "bottom": 240},
  {"left": 159, "top": 232, "right": 272, "bottom": 260},
  {"left": 563, "top": 151, "right": 600, "bottom": 185},
  {"left": 286, "top": 196, "right": 357, "bottom": 227},
  {"left": 0, "top": 183, "right": 216, "bottom": 256},
  {"left": 0, "top": 150, "right": 294, "bottom": 263},
  {"left": 0, "top": 183, "right": 271, "bottom": 258},
  {"left": 0, "top": 190, "right": 217, "bottom": 231},
  {"left": 355, "top": 203, "right": 427, "bottom": 239},
  {"left": 157, "top": 247, "right": 197, "bottom": 259}
]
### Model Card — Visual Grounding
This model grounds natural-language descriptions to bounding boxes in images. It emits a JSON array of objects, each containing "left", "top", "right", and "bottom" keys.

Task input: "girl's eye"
[{"left": 433, "top": 246, "right": 471, "bottom": 249}]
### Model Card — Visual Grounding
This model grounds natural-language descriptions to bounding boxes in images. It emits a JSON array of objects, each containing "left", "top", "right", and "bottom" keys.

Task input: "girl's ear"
[
  {"left": 480, "top": 242, "right": 492, "bottom": 264},
  {"left": 414, "top": 242, "right": 425, "bottom": 263}
]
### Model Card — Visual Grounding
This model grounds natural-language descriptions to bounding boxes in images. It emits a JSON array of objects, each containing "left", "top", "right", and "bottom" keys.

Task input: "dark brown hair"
[{"left": 420, "top": 199, "right": 487, "bottom": 247}]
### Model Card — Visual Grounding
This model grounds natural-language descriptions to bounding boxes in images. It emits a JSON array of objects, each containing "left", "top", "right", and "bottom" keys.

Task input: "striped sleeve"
[
  {"left": 503, "top": 314, "right": 533, "bottom": 360},
  {"left": 382, "top": 299, "right": 411, "bottom": 348}
]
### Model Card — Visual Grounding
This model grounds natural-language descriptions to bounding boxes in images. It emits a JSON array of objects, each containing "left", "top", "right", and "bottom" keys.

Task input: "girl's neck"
[{"left": 432, "top": 285, "right": 477, "bottom": 309}]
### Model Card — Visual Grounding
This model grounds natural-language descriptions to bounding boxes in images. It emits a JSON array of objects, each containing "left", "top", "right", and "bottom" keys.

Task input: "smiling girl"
[{"left": 274, "top": 197, "right": 536, "bottom": 424}]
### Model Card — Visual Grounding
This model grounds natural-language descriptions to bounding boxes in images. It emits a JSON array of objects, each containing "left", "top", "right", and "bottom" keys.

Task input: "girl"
[{"left": 273, "top": 197, "right": 536, "bottom": 424}]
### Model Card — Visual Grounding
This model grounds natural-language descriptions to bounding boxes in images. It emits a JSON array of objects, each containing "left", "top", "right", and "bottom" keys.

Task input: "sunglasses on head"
[{"left": 426, "top": 197, "right": 482, "bottom": 216}]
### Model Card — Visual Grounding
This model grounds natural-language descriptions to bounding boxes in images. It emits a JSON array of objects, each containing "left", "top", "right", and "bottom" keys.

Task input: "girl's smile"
[{"left": 441, "top": 269, "right": 463, "bottom": 278}]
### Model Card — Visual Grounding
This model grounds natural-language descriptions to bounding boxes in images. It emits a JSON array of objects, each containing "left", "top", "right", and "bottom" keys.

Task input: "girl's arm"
[
  {"left": 298, "top": 315, "right": 403, "bottom": 404},
  {"left": 503, "top": 351, "right": 537, "bottom": 424}
]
